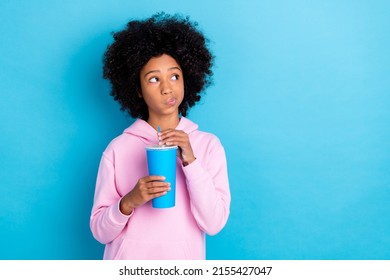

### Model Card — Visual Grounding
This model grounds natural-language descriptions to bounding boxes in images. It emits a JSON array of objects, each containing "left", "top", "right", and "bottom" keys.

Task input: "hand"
[
  {"left": 158, "top": 129, "right": 196, "bottom": 166},
  {"left": 119, "top": 176, "right": 170, "bottom": 215}
]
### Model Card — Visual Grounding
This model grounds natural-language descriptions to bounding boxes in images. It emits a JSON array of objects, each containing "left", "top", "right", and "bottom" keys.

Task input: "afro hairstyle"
[{"left": 102, "top": 12, "right": 214, "bottom": 120}]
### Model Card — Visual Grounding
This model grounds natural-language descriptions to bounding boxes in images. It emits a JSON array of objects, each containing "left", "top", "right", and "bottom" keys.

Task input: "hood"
[{"left": 124, "top": 117, "right": 199, "bottom": 145}]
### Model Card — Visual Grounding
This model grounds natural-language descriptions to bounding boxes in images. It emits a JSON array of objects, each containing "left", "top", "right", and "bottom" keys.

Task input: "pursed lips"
[{"left": 166, "top": 97, "right": 176, "bottom": 106}]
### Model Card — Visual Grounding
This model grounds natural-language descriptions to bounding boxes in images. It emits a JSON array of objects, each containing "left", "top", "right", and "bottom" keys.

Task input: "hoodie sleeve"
[
  {"left": 90, "top": 152, "right": 132, "bottom": 244},
  {"left": 182, "top": 136, "right": 231, "bottom": 236}
]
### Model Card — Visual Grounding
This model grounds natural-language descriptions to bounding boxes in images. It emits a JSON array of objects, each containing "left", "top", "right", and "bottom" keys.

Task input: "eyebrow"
[{"left": 143, "top": 67, "right": 182, "bottom": 78}]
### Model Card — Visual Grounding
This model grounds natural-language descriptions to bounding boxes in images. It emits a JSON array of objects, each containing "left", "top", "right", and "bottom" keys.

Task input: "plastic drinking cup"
[{"left": 145, "top": 145, "right": 177, "bottom": 208}]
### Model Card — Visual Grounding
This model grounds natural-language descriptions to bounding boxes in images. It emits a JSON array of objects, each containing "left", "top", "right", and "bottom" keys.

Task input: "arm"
[
  {"left": 90, "top": 153, "right": 131, "bottom": 244},
  {"left": 159, "top": 129, "right": 231, "bottom": 235},
  {"left": 90, "top": 152, "right": 170, "bottom": 244},
  {"left": 182, "top": 141, "right": 231, "bottom": 236}
]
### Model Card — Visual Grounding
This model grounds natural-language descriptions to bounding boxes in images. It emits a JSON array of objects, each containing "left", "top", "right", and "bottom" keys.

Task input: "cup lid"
[{"left": 145, "top": 145, "right": 178, "bottom": 150}]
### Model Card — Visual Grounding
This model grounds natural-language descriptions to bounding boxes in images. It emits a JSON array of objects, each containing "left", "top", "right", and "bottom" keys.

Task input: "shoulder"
[
  {"left": 192, "top": 129, "right": 220, "bottom": 142},
  {"left": 105, "top": 133, "right": 129, "bottom": 149},
  {"left": 181, "top": 117, "right": 220, "bottom": 143},
  {"left": 190, "top": 129, "right": 225, "bottom": 154},
  {"left": 103, "top": 128, "right": 143, "bottom": 159}
]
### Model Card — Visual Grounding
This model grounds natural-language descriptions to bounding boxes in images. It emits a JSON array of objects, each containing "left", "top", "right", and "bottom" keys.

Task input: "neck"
[{"left": 147, "top": 114, "right": 180, "bottom": 131}]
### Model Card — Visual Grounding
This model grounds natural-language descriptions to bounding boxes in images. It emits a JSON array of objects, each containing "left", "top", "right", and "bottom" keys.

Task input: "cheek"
[
  {"left": 140, "top": 90, "right": 155, "bottom": 107},
  {"left": 175, "top": 81, "right": 185, "bottom": 99},
  {"left": 140, "top": 83, "right": 156, "bottom": 100},
  {"left": 142, "top": 93, "right": 157, "bottom": 108}
]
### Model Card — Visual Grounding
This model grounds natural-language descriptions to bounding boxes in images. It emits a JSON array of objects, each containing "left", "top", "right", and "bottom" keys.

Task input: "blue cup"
[{"left": 146, "top": 145, "right": 177, "bottom": 208}]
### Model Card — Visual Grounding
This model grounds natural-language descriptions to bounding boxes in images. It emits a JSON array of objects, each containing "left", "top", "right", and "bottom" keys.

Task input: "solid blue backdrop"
[{"left": 1, "top": 0, "right": 389, "bottom": 259}]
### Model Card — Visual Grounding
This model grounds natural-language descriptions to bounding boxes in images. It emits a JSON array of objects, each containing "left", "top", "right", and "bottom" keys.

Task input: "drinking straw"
[{"left": 157, "top": 126, "right": 161, "bottom": 145}]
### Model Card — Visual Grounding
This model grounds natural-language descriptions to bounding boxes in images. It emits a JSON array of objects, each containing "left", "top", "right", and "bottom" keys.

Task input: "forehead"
[{"left": 141, "top": 54, "right": 181, "bottom": 72}]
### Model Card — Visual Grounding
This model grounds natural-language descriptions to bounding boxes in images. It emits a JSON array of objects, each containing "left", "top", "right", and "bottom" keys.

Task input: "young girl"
[{"left": 90, "top": 12, "right": 230, "bottom": 260}]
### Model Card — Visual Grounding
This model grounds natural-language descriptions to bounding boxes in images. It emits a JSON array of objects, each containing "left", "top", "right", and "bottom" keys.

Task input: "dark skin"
[{"left": 119, "top": 54, "right": 196, "bottom": 215}]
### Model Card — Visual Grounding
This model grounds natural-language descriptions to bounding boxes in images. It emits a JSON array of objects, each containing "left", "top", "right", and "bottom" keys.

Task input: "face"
[{"left": 139, "top": 54, "right": 184, "bottom": 120}]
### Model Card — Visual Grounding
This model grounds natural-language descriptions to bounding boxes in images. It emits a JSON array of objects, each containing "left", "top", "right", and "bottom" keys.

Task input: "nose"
[{"left": 160, "top": 79, "right": 173, "bottom": 95}]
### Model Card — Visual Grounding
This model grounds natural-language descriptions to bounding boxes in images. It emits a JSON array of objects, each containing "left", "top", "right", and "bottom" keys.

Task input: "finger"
[
  {"left": 159, "top": 128, "right": 180, "bottom": 135},
  {"left": 141, "top": 181, "right": 170, "bottom": 192},
  {"left": 147, "top": 181, "right": 170, "bottom": 189},
  {"left": 142, "top": 175, "right": 166, "bottom": 182},
  {"left": 159, "top": 131, "right": 187, "bottom": 146},
  {"left": 147, "top": 185, "right": 171, "bottom": 195},
  {"left": 162, "top": 134, "right": 188, "bottom": 146},
  {"left": 164, "top": 139, "right": 182, "bottom": 146},
  {"left": 149, "top": 191, "right": 169, "bottom": 199},
  {"left": 159, "top": 129, "right": 185, "bottom": 140}
]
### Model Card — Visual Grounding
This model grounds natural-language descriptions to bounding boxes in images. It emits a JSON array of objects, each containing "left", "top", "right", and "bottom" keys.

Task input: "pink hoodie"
[{"left": 90, "top": 117, "right": 230, "bottom": 259}]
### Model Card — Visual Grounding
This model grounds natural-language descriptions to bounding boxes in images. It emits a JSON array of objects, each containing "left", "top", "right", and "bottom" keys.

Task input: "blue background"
[{"left": 1, "top": 0, "right": 389, "bottom": 260}]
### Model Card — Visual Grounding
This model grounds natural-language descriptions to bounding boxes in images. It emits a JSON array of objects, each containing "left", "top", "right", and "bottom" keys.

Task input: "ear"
[{"left": 137, "top": 91, "right": 143, "bottom": 98}]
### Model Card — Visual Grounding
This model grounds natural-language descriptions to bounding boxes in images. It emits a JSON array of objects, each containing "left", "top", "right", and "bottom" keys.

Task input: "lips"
[{"left": 166, "top": 97, "right": 176, "bottom": 106}]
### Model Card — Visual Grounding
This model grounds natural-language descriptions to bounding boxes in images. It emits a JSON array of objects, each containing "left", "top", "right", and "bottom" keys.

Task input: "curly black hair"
[{"left": 102, "top": 12, "right": 214, "bottom": 120}]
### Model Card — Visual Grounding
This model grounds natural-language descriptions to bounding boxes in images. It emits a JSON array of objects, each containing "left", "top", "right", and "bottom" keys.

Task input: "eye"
[
  {"left": 148, "top": 77, "right": 158, "bottom": 83},
  {"left": 171, "top": 74, "right": 180, "bottom": 81}
]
